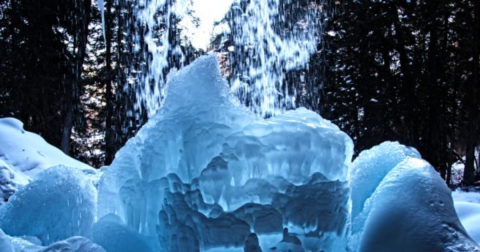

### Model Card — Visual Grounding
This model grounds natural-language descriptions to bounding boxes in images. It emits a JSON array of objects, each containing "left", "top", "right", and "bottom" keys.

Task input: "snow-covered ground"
[{"left": 453, "top": 191, "right": 480, "bottom": 244}]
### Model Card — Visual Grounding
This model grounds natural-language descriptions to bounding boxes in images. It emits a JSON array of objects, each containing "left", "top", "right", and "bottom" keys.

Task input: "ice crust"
[
  {"left": 92, "top": 214, "right": 155, "bottom": 252},
  {"left": 98, "top": 55, "right": 353, "bottom": 251},
  {"left": 0, "top": 166, "right": 97, "bottom": 245}
]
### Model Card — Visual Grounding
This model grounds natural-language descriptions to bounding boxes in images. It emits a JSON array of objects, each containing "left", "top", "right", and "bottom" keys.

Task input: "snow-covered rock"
[
  {"left": 0, "top": 117, "right": 98, "bottom": 203},
  {"left": 349, "top": 141, "right": 420, "bottom": 220}
]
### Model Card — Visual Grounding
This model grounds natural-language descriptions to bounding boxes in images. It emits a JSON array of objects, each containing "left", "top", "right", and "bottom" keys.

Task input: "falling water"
[
  {"left": 130, "top": 0, "right": 190, "bottom": 117},
  {"left": 127, "top": 0, "right": 321, "bottom": 117},
  {"left": 227, "top": 0, "right": 320, "bottom": 117}
]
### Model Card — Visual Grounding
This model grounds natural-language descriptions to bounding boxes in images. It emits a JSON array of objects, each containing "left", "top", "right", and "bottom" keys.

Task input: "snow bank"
[
  {"left": 453, "top": 191, "right": 480, "bottom": 244},
  {"left": 0, "top": 159, "right": 29, "bottom": 204},
  {"left": 0, "top": 166, "right": 97, "bottom": 245},
  {"left": 0, "top": 118, "right": 94, "bottom": 176},
  {"left": 0, "top": 118, "right": 98, "bottom": 203}
]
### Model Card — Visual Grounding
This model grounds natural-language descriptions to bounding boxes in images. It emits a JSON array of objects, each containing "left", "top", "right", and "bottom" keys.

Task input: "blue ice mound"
[
  {"left": 349, "top": 141, "right": 420, "bottom": 220},
  {"left": 350, "top": 143, "right": 479, "bottom": 252},
  {"left": 98, "top": 55, "right": 353, "bottom": 251},
  {"left": 0, "top": 166, "right": 97, "bottom": 245}
]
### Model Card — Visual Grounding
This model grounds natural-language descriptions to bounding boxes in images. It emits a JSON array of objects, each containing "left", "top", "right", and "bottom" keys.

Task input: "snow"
[
  {"left": 0, "top": 159, "right": 29, "bottom": 204},
  {"left": 0, "top": 118, "right": 94, "bottom": 176},
  {"left": 0, "top": 117, "right": 98, "bottom": 203},
  {"left": 0, "top": 166, "right": 97, "bottom": 245},
  {"left": 453, "top": 191, "right": 480, "bottom": 244}
]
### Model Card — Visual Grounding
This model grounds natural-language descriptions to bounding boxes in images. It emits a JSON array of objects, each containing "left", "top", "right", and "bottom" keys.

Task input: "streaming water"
[
  {"left": 130, "top": 0, "right": 190, "bottom": 117},
  {"left": 227, "top": 0, "right": 320, "bottom": 117},
  {"left": 129, "top": 0, "right": 321, "bottom": 117}
]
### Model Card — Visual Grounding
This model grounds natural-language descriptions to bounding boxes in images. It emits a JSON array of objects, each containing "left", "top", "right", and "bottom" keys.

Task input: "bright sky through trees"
[{"left": 189, "top": 0, "right": 233, "bottom": 49}]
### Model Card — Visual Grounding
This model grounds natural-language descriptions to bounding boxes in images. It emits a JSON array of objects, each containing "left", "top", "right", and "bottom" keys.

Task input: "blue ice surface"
[
  {"left": 92, "top": 214, "right": 155, "bottom": 252},
  {"left": 0, "top": 166, "right": 96, "bottom": 245}
]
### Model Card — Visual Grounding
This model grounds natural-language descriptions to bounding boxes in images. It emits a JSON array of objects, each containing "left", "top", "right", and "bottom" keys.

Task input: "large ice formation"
[{"left": 98, "top": 55, "right": 354, "bottom": 251}]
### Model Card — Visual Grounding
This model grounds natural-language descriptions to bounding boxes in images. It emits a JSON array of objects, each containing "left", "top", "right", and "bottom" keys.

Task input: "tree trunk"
[
  {"left": 61, "top": 0, "right": 91, "bottom": 155},
  {"left": 105, "top": 0, "right": 115, "bottom": 165},
  {"left": 391, "top": 4, "right": 416, "bottom": 146},
  {"left": 426, "top": 1, "right": 442, "bottom": 175},
  {"left": 463, "top": 0, "right": 479, "bottom": 185}
]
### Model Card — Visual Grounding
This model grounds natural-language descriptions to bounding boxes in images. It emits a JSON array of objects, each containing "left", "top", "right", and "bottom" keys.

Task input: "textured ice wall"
[{"left": 98, "top": 55, "right": 353, "bottom": 251}]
